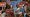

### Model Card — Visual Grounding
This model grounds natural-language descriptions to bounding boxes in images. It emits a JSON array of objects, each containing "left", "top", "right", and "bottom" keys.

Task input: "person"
[
  {"left": 13, "top": 2, "right": 25, "bottom": 17},
  {"left": 5, "top": 9, "right": 11, "bottom": 17},
  {"left": 10, "top": 5, "right": 14, "bottom": 17},
  {"left": 6, "top": 0, "right": 10, "bottom": 5},
  {"left": 5, "top": 3, "right": 11, "bottom": 9},
  {"left": 26, "top": 4, "right": 30, "bottom": 17},
  {"left": 26, "top": 12, "right": 30, "bottom": 17},
  {"left": 2, "top": 11, "right": 6, "bottom": 17}
]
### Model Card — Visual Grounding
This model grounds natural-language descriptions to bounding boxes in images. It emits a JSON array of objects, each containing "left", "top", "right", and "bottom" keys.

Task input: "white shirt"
[{"left": 2, "top": 12, "right": 6, "bottom": 17}]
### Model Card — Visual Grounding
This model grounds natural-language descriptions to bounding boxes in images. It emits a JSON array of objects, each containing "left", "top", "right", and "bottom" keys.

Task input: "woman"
[{"left": 14, "top": 2, "right": 25, "bottom": 17}]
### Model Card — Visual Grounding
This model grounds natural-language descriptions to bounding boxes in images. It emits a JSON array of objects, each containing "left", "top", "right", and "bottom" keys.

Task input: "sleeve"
[{"left": 24, "top": 13, "right": 26, "bottom": 17}]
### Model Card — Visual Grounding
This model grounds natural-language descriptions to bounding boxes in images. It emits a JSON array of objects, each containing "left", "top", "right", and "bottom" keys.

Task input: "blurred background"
[{"left": 0, "top": 0, "right": 30, "bottom": 17}]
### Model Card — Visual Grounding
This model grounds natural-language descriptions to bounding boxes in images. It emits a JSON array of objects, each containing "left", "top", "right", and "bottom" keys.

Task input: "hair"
[
  {"left": 26, "top": 14, "right": 29, "bottom": 17},
  {"left": 5, "top": 3, "right": 11, "bottom": 9},
  {"left": 26, "top": 6, "right": 30, "bottom": 13},
  {"left": 26, "top": 0, "right": 30, "bottom": 3},
  {"left": 16, "top": 5, "right": 18, "bottom": 8},
  {"left": 2, "top": 0, "right": 6, "bottom": 2},
  {"left": 23, "top": 0, "right": 26, "bottom": 1},
  {"left": 2, "top": 11, "right": 5, "bottom": 14}
]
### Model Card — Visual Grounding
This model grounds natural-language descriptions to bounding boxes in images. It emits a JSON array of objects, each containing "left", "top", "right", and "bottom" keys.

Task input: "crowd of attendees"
[{"left": 0, "top": 0, "right": 30, "bottom": 17}]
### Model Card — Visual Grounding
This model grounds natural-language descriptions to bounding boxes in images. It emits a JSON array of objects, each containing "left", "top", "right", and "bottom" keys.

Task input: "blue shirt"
[
  {"left": 13, "top": 7, "right": 25, "bottom": 13},
  {"left": 20, "top": 8, "right": 25, "bottom": 12}
]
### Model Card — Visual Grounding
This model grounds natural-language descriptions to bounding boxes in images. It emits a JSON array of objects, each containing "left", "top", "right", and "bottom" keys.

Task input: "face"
[
  {"left": 18, "top": 5, "right": 23, "bottom": 8},
  {"left": 10, "top": 8, "right": 13, "bottom": 12}
]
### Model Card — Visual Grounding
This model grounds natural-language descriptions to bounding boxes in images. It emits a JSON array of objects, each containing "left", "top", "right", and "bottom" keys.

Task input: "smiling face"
[
  {"left": 19, "top": 5, "right": 22, "bottom": 7},
  {"left": 18, "top": 5, "right": 22, "bottom": 8}
]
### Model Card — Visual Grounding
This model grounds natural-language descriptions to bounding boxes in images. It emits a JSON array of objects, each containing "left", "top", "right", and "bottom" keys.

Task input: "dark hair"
[
  {"left": 5, "top": 3, "right": 11, "bottom": 9},
  {"left": 23, "top": 0, "right": 26, "bottom": 1},
  {"left": 16, "top": 5, "right": 18, "bottom": 8},
  {"left": 26, "top": 14, "right": 29, "bottom": 17},
  {"left": 2, "top": 11, "right": 5, "bottom": 14}
]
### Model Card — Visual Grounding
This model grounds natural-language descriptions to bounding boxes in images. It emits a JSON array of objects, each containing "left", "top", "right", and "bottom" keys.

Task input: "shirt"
[{"left": 13, "top": 7, "right": 25, "bottom": 14}]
